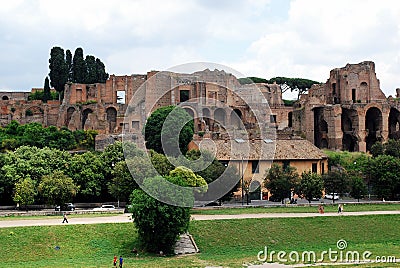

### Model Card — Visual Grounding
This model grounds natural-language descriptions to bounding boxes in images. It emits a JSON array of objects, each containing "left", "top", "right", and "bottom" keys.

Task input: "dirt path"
[{"left": 0, "top": 210, "right": 399, "bottom": 228}]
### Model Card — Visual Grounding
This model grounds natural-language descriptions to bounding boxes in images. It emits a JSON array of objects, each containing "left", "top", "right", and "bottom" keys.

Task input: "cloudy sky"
[{"left": 1, "top": 0, "right": 400, "bottom": 99}]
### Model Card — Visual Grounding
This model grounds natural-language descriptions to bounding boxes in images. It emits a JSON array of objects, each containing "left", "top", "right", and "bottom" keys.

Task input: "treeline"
[
  {"left": 0, "top": 121, "right": 97, "bottom": 151},
  {"left": 324, "top": 140, "right": 400, "bottom": 201},
  {"left": 48, "top": 46, "right": 109, "bottom": 99},
  {"left": 265, "top": 140, "right": 400, "bottom": 203},
  {"left": 238, "top": 76, "right": 321, "bottom": 99},
  {"left": 0, "top": 141, "right": 238, "bottom": 207}
]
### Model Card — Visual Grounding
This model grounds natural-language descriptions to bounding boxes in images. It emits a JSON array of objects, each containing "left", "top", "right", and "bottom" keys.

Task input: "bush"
[
  {"left": 130, "top": 176, "right": 191, "bottom": 254},
  {"left": 130, "top": 167, "right": 206, "bottom": 254}
]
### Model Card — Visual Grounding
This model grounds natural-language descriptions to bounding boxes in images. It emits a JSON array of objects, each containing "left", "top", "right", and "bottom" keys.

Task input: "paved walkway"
[
  {"left": 191, "top": 210, "right": 400, "bottom": 221},
  {"left": 0, "top": 210, "right": 399, "bottom": 228}
]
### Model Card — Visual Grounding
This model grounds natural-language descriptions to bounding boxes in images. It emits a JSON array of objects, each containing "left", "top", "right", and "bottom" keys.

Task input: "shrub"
[{"left": 130, "top": 167, "right": 206, "bottom": 254}]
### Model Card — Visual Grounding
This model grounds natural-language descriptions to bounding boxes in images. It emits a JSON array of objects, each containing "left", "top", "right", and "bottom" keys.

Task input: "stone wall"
[{"left": 294, "top": 61, "right": 398, "bottom": 152}]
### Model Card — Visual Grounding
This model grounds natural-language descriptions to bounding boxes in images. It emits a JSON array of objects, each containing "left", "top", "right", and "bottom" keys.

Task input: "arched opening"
[
  {"left": 389, "top": 108, "right": 400, "bottom": 139},
  {"left": 341, "top": 108, "right": 358, "bottom": 151},
  {"left": 66, "top": 107, "right": 75, "bottom": 126},
  {"left": 288, "top": 112, "right": 293, "bottom": 128},
  {"left": 352, "top": 88, "right": 356, "bottom": 103},
  {"left": 183, "top": 107, "right": 194, "bottom": 119},
  {"left": 202, "top": 108, "right": 211, "bottom": 130},
  {"left": 82, "top": 108, "right": 93, "bottom": 129},
  {"left": 214, "top": 108, "right": 226, "bottom": 126},
  {"left": 2, "top": 96, "right": 9, "bottom": 100},
  {"left": 230, "top": 109, "right": 243, "bottom": 129},
  {"left": 320, "top": 139, "right": 328, "bottom": 149},
  {"left": 106, "top": 107, "right": 117, "bottom": 133},
  {"left": 365, "top": 107, "right": 383, "bottom": 151},
  {"left": 314, "top": 107, "right": 328, "bottom": 148},
  {"left": 180, "top": 90, "right": 190, "bottom": 103},
  {"left": 342, "top": 134, "right": 357, "bottom": 152},
  {"left": 360, "top": 82, "right": 368, "bottom": 102}
]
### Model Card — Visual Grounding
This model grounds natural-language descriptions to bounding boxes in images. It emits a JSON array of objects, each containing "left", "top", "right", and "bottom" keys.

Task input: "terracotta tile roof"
[{"left": 192, "top": 138, "right": 327, "bottom": 161}]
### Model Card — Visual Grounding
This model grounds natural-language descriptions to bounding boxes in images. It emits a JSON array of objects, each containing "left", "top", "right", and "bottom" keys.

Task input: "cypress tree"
[
  {"left": 72, "top": 48, "right": 86, "bottom": 83},
  {"left": 43, "top": 77, "right": 51, "bottom": 103},
  {"left": 48, "top": 46, "right": 68, "bottom": 101}
]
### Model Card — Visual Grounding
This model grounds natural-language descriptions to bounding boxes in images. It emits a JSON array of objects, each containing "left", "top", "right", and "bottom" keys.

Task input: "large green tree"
[
  {"left": 65, "top": 49, "right": 73, "bottom": 82},
  {"left": 297, "top": 171, "right": 324, "bottom": 203},
  {"left": 95, "top": 58, "right": 109, "bottom": 82},
  {"left": 182, "top": 149, "right": 239, "bottom": 203},
  {"left": 131, "top": 167, "right": 206, "bottom": 254},
  {"left": 72, "top": 47, "right": 86, "bottom": 83},
  {"left": 371, "top": 139, "right": 400, "bottom": 158},
  {"left": 144, "top": 106, "right": 194, "bottom": 156},
  {"left": 48, "top": 46, "right": 68, "bottom": 100},
  {"left": 368, "top": 155, "right": 400, "bottom": 200},
  {"left": 2, "top": 146, "right": 71, "bottom": 184},
  {"left": 43, "top": 77, "right": 51, "bottom": 103},
  {"left": 109, "top": 157, "right": 157, "bottom": 203},
  {"left": 323, "top": 168, "right": 350, "bottom": 203},
  {"left": 66, "top": 151, "right": 105, "bottom": 201},
  {"left": 85, "top": 55, "right": 97, "bottom": 84},
  {"left": 13, "top": 177, "right": 36, "bottom": 211},
  {"left": 264, "top": 164, "right": 300, "bottom": 203},
  {"left": 349, "top": 171, "right": 367, "bottom": 202},
  {"left": 38, "top": 171, "right": 78, "bottom": 206}
]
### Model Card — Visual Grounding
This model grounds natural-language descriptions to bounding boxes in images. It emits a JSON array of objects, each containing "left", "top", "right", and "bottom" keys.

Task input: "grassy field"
[
  {"left": 0, "top": 214, "right": 399, "bottom": 267},
  {"left": 191, "top": 203, "right": 400, "bottom": 215}
]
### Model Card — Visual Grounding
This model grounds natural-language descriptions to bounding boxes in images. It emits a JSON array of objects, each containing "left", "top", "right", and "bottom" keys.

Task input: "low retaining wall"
[{"left": 0, "top": 209, "right": 125, "bottom": 217}]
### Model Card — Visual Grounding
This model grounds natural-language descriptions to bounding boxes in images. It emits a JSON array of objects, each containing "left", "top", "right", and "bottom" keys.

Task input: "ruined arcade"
[{"left": 292, "top": 61, "right": 400, "bottom": 152}]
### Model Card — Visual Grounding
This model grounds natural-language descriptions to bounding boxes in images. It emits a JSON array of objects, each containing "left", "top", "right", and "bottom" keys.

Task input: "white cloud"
[
  {"left": 227, "top": 0, "right": 400, "bottom": 99},
  {"left": 1, "top": 0, "right": 400, "bottom": 100}
]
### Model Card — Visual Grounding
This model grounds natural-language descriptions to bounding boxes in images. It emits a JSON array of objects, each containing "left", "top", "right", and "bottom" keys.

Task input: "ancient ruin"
[
  {"left": 294, "top": 61, "right": 400, "bottom": 152},
  {"left": 1, "top": 61, "right": 399, "bottom": 153}
]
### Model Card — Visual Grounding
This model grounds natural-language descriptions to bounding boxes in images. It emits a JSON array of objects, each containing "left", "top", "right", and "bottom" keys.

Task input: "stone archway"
[
  {"left": 214, "top": 108, "right": 226, "bottom": 126},
  {"left": 230, "top": 109, "right": 242, "bottom": 129},
  {"left": 365, "top": 107, "right": 383, "bottom": 151},
  {"left": 341, "top": 108, "right": 359, "bottom": 151},
  {"left": 106, "top": 107, "right": 117, "bottom": 133},
  {"left": 82, "top": 108, "right": 93, "bottom": 129},
  {"left": 389, "top": 108, "right": 400, "bottom": 139},
  {"left": 202, "top": 108, "right": 211, "bottom": 131},
  {"left": 66, "top": 107, "right": 75, "bottom": 127},
  {"left": 313, "top": 107, "right": 328, "bottom": 148}
]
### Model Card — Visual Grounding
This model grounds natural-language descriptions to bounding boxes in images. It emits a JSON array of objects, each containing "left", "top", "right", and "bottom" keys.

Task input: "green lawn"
[
  {"left": 0, "top": 215, "right": 399, "bottom": 267},
  {"left": 191, "top": 203, "right": 400, "bottom": 215}
]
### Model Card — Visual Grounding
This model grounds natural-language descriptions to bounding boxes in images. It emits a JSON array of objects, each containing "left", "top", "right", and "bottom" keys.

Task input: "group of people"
[
  {"left": 317, "top": 204, "right": 344, "bottom": 214},
  {"left": 113, "top": 255, "right": 123, "bottom": 267}
]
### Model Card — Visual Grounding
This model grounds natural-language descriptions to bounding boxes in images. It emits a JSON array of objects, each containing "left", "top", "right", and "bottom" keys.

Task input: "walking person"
[
  {"left": 62, "top": 213, "right": 68, "bottom": 223},
  {"left": 113, "top": 255, "right": 117, "bottom": 267},
  {"left": 119, "top": 255, "right": 123, "bottom": 268}
]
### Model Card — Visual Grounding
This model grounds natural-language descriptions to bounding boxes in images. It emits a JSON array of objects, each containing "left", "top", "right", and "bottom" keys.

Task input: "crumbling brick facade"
[{"left": 293, "top": 61, "right": 399, "bottom": 152}]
